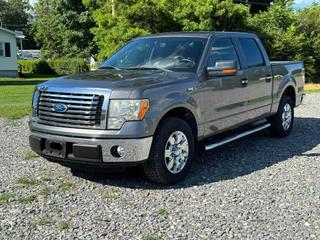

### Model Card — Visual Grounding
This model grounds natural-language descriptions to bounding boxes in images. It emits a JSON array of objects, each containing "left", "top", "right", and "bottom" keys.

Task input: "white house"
[{"left": 0, "top": 27, "right": 25, "bottom": 77}]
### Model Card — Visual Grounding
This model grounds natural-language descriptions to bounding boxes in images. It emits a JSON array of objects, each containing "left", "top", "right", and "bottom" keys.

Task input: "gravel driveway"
[{"left": 1, "top": 93, "right": 320, "bottom": 240}]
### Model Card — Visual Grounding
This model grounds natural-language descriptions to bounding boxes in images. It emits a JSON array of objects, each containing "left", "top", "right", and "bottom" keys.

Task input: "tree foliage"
[
  {"left": 0, "top": 0, "right": 35, "bottom": 48},
  {"left": 249, "top": 1, "right": 319, "bottom": 81},
  {"left": 172, "top": 0, "right": 250, "bottom": 31},
  {"left": 83, "top": 0, "right": 179, "bottom": 59},
  {"left": 296, "top": 4, "right": 320, "bottom": 81},
  {"left": 33, "top": 0, "right": 95, "bottom": 59},
  {"left": 31, "top": 0, "right": 320, "bottom": 81},
  {"left": 0, "top": 0, "right": 31, "bottom": 29}
]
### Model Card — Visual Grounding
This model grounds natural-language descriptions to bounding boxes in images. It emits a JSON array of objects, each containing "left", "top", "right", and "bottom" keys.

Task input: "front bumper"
[{"left": 29, "top": 131, "right": 153, "bottom": 165}]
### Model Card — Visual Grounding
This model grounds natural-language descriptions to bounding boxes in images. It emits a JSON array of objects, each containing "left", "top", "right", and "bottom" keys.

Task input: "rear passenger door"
[
  {"left": 201, "top": 37, "right": 248, "bottom": 134},
  {"left": 237, "top": 38, "right": 273, "bottom": 120}
]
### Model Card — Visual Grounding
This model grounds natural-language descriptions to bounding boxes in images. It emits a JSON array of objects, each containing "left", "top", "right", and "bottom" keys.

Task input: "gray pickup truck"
[{"left": 29, "top": 32, "right": 305, "bottom": 184}]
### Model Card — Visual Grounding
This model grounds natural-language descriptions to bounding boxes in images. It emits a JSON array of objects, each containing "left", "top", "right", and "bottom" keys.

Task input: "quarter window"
[
  {"left": 238, "top": 38, "right": 264, "bottom": 67},
  {"left": 208, "top": 38, "right": 239, "bottom": 68}
]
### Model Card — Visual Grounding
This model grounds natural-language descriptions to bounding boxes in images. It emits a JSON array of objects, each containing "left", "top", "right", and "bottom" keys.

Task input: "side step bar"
[{"left": 205, "top": 123, "right": 271, "bottom": 151}]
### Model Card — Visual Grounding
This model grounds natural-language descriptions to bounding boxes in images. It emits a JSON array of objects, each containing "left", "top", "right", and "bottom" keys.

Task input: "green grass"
[
  {"left": 16, "top": 177, "right": 41, "bottom": 186},
  {"left": 18, "top": 195, "right": 35, "bottom": 204},
  {"left": 158, "top": 208, "right": 169, "bottom": 217},
  {"left": 32, "top": 217, "right": 52, "bottom": 228},
  {"left": 142, "top": 235, "right": 158, "bottom": 240},
  {"left": 58, "top": 180, "right": 73, "bottom": 191},
  {"left": 57, "top": 220, "right": 70, "bottom": 230},
  {"left": 0, "top": 76, "right": 53, "bottom": 119},
  {"left": 39, "top": 187, "right": 53, "bottom": 196},
  {"left": 305, "top": 83, "right": 320, "bottom": 93},
  {"left": 23, "top": 151, "right": 39, "bottom": 160},
  {"left": 101, "top": 188, "right": 119, "bottom": 200},
  {"left": 0, "top": 193, "right": 15, "bottom": 204}
]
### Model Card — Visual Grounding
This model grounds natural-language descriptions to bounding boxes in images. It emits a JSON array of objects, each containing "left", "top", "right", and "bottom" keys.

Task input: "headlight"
[
  {"left": 108, "top": 99, "right": 149, "bottom": 129},
  {"left": 31, "top": 88, "right": 40, "bottom": 116}
]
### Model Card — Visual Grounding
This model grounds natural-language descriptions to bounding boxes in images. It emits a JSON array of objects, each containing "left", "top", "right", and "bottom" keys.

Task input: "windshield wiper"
[
  {"left": 99, "top": 65, "right": 121, "bottom": 70},
  {"left": 126, "top": 66, "right": 172, "bottom": 72}
]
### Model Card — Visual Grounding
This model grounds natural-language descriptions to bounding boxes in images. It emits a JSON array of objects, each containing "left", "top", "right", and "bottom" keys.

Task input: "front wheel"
[
  {"left": 143, "top": 117, "right": 195, "bottom": 184},
  {"left": 269, "top": 95, "right": 294, "bottom": 137}
]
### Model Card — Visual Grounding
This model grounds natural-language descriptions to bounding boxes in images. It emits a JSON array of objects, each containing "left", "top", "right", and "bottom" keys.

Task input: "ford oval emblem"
[{"left": 52, "top": 103, "right": 68, "bottom": 113}]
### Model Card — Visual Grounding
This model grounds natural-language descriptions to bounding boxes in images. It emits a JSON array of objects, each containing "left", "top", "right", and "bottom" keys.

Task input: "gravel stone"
[{"left": 0, "top": 93, "right": 320, "bottom": 239}]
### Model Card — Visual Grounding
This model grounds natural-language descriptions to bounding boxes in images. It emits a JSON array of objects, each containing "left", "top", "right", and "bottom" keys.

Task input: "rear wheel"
[
  {"left": 143, "top": 117, "right": 195, "bottom": 184},
  {"left": 269, "top": 95, "right": 294, "bottom": 137}
]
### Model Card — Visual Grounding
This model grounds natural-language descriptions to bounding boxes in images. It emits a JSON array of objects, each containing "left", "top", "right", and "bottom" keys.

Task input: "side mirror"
[{"left": 207, "top": 61, "right": 237, "bottom": 78}]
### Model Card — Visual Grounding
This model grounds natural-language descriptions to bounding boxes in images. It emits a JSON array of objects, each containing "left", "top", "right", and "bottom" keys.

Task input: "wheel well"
[
  {"left": 283, "top": 86, "right": 296, "bottom": 106},
  {"left": 160, "top": 107, "right": 198, "bottom": 139}
]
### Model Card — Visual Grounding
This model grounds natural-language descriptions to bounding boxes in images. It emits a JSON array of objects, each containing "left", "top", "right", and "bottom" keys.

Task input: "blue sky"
[
  {"left": 29, "top": 0, "right": 320, "bottom": 8},
  {"left": 293, "top": 0, "right": 320, "bottom": 8}
]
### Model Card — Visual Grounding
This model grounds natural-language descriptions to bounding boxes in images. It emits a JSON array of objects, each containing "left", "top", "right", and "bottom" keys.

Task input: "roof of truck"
[{"left": 139, "top": 31, "right": 258, "bottom": 39}]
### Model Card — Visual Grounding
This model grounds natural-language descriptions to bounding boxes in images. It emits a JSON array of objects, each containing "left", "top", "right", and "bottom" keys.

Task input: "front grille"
[{"left": 37, "top": 91, "right": 105, "bottom": 129}]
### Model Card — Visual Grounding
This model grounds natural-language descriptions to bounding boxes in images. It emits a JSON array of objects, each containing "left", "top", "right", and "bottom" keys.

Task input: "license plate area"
[{"left": 43, "top": 140, "right": 67, "bottom": 158}]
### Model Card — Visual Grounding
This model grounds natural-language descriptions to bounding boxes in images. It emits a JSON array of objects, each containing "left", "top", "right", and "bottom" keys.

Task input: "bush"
[
  {"left": 32, "top": 60, "right": 55, "bottom": 75},
  {"left": 17, "top": 58, "right": 90, "bottom": 76},
  {"left": 17, "top": 60, "right": 39, "bottom": 74},
  {"left": 47, "top": 58, "right": 89, "bottom": 75}
]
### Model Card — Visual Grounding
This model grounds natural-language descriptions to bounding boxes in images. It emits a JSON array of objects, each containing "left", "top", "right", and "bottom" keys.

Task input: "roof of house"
[{"left": 0, "top": 27, "right": 25, "bottom": 39}]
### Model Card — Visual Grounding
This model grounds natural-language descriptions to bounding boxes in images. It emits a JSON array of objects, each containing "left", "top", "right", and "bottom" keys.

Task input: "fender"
[
  {"left": 146, "top": 91, "right": 204, "bottom": 137},
  {"left": 271, "top": 75, "right": 297, "bottom": 113}
]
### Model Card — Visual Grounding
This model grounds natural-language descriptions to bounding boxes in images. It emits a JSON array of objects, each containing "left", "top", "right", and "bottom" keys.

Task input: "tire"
[
  {"left": 143, "top": 117, "right": 195, "bottom": 184},
  {"left": 269, "top": 95, "right": 294, "bottom": 137}
]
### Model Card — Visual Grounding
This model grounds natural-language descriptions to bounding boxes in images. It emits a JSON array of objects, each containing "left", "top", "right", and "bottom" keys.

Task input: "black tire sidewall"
[
  {"left": 144, "top": 117, "right": 195, "bottom": 184},
  {"left": 270, "top": 95, "right": 294, "bottom": 137}
]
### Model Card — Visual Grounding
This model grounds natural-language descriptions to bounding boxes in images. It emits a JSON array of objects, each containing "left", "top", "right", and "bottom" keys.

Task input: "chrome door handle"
[
  {"left": 265, "top": 75, "right": 272, "bottom": 82},
  {"left": 241, "top": 79, "right": 248, "bottom": 85}
]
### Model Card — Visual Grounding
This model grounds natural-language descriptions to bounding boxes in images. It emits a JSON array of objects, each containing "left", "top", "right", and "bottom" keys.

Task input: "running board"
[{"left": 204, "top": 123, "right": 271, "bottom": 151}]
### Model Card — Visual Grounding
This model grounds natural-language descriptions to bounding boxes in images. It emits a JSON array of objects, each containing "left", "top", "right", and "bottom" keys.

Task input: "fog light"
[
  {"left": 117, "top": 146, "right": 125, "bottom": 157},
  {"left": 111, "top": 145, "right": 126, "bottom": 158}
]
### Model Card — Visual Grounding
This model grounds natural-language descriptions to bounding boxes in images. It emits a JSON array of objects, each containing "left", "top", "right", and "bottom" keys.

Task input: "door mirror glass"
[{"left": 207, "top": 60, "right": 237, "bottom": 77}]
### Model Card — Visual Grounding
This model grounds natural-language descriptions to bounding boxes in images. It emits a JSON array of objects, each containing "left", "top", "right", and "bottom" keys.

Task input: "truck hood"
[{"left": 39, "top": 69, "right": 175, "bottom": 90}]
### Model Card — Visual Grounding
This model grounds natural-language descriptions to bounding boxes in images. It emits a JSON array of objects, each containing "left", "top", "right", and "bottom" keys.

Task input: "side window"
[
  {"left": 208, "top": 38, "right": 239, "bottom": 68},
  {"left": 238, "top": 38, "right": 264, "bottom": 67}
]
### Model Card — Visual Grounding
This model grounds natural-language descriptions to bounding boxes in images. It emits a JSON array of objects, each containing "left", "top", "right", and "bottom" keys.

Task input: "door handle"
[
  {"left": 265, "top": 75, "right": 272, "bottom": 82},
  {"left": 241, "top": 78, "right": 248, "bottom": 86}
]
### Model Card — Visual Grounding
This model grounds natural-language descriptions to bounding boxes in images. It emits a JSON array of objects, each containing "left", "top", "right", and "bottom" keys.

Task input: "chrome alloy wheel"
[
  {"left": 164, "top": 131, "right": 189, "bottom": 174},
  {"left": 282, "top": 103, "right": 292, "bottom": 131}
]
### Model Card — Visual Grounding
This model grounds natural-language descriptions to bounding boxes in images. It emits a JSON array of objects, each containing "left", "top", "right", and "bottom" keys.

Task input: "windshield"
[{"left": 100, "top": 37, "right": 207, "bottom": 72}]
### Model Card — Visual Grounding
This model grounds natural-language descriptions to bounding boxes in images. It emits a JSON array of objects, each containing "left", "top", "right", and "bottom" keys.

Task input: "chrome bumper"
[{"left": 30, "top": 131, "right": 153, "bottom": 163}]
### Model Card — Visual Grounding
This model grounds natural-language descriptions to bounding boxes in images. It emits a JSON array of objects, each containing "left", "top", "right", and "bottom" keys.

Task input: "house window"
[
  {"left": 0, "top": 42, "right": 4, "bottom": 56},
  {"left": 5, "top": 43, "right": 11, "bottom": 57}
]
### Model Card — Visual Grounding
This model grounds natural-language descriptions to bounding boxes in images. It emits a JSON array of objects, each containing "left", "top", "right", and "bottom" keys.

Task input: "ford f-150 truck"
[{"left": 29, "top": 32, "right": 305, "bottom": 184}]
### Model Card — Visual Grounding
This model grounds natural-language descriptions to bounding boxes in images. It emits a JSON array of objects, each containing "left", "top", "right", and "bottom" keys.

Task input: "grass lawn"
[
  {"left": 304, "top": 83, "right": 320, "bottom": 93},
  {"left": 0, "top": 76, "right": 54, "bottom": 119},
  {"left": 0, "top": 75, "right": 319, "bottom": 120}
]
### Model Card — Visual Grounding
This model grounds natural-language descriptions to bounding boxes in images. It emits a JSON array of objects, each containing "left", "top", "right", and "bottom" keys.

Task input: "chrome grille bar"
[{"left": 37, "top": 90, "right": 106, "bottom": 129}]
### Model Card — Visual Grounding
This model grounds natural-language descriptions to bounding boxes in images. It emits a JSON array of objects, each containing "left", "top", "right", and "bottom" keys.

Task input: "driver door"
[{"left": 201, "top": 37, "right": 248, "bottom": 135}]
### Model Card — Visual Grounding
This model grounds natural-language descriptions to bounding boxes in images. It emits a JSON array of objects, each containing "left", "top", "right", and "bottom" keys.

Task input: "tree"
[
  {"left": 296, "top": 4, "right": 320, "bottom": 81},
  {"left": 233, "top": 0, "right": 273, "bottom": 14},
  {"left": 0, "top": 0, "right": 36, "bottom": 49},
  {"left": 0, "top": 0, "right": 31, "bottom": 30},
  {"left": 33, "top": 0, "right": 96, "bottom": 59},
  {"left": 83, "top": 0, "right": 180, "bottom": 60},
  {"left": 85, "top": 0, "right": 250, "bottom": 60},
  {"left": 172, "top": 0, "right": 250, "bottom": 31}
]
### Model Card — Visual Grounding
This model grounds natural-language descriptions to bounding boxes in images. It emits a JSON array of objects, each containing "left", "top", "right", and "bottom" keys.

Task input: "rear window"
[{"left": 239, "top": 38, "right": 264, "bottom": 67}]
